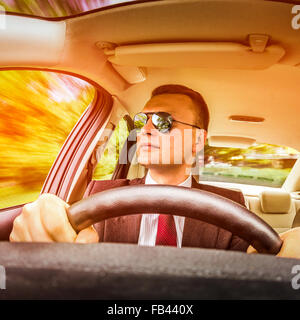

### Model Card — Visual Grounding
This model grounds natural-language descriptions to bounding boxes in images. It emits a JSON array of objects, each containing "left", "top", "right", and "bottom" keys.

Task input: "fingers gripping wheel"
[{"left": 66, "top": 185, "right": 282, "bottom": 254}]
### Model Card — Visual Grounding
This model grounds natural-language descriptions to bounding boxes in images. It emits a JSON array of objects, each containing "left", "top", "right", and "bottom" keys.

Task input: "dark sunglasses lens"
[
  {"left": 134, "top": 113, "right": 148, "bottom": 130},
  {"left": 152, "top": 113, "right": 172, "bottom": 133}
]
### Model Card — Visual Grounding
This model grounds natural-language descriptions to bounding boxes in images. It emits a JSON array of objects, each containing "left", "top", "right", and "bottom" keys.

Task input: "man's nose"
[{"left": 140, "top": 116, "right": 155, "bottom": 135}]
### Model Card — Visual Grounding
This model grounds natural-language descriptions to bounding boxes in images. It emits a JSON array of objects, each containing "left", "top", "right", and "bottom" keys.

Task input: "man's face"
[{"left": 136, "top": 93, "right": 205, "bottom": 169}]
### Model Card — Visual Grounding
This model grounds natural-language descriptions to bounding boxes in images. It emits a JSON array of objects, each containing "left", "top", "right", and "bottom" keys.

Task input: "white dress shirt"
[{"left": 138, "top": 171, "right": 192, "bottom": 248}]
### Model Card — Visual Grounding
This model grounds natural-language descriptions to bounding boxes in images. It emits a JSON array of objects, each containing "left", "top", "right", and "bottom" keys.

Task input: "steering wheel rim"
[{"left": 66, "top": 185, "right": 282, "bottom": 255}]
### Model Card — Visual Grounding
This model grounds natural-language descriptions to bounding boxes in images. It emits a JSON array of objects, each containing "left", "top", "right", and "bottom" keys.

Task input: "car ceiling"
[{"left": 1, "top": 0, "right": 300, "bottom": 150}]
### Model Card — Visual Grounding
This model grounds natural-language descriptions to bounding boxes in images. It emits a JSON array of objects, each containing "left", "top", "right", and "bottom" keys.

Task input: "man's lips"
[{"left": 139, "top": 143, "right": 160, "bottom": 149}]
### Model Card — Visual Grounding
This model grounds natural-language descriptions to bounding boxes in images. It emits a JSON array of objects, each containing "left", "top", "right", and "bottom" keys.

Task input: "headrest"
[{"left": 259, "top": 190, "right": 291, "bottom": 214}]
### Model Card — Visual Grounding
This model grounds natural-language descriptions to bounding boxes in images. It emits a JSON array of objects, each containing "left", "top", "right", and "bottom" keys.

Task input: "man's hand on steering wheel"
[
  {"left": 9, "top": 194, "right": 98, "bottom": 243},
  {"left": 247, "top": 226, "right": 300, "bottom": 258}
]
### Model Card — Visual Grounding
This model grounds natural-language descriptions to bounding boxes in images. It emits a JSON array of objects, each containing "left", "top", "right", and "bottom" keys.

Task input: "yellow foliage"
[{"left": 0, "top": 70, "right": 95, "bottom": 208}]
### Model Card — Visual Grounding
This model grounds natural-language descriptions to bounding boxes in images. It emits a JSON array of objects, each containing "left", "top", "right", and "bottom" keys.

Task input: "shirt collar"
[{"left": 145, "top": 171, "right": 192, "bottom": 188}]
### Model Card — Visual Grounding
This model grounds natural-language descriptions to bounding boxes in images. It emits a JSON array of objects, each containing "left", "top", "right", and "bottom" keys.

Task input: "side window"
[
  {"left": 92, "top": 117, "right": 130, "bottom": 181},
  {"left": 0, "top": 70, "right": 96, "bottom": 209},
  {"left": 201, "top": 142, "right": 299, "bottom": 187}
]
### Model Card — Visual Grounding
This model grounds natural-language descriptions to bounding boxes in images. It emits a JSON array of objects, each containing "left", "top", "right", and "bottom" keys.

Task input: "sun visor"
[
  {"left": 0, "top": 15, "right": 66, "bottom": 67},
  {"left": 208, "top": 136, "right": 256, "bottom": 148},
  {"left": 106, "top": 42, "right": 285, "bottom": 70}
]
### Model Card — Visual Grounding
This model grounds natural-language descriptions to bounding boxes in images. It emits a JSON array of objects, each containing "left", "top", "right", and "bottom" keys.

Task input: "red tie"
[{"left": 155, "top": 214, "right": 177, "bottom": 246}]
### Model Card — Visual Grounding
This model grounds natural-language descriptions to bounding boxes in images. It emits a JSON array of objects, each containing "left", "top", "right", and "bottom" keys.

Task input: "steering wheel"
[{"left": 67, "top": 185, "right": 282, "bottom": 254}]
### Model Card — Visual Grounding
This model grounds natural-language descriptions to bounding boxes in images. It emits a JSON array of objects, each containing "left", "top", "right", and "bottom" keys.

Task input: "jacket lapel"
[
  {"left": 96, "top": 176, "right": 145, "bottom": 244},
  {"left": 127, "top": 176, "right": 145, "bottom": 243},
  {"left": 182, "top": 177, "right": 222, "bottom": 248},
  {"left": 108, "top": 176, "right": 145, "bottom": 244}
]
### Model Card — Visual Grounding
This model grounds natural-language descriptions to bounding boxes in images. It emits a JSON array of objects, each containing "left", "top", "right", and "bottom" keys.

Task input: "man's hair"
[
  {"left": 151, "top": 84, "right": 210, "bottom": 131},
  {"left": 151, "top": 84, "right": 209, "bottom": 131}
]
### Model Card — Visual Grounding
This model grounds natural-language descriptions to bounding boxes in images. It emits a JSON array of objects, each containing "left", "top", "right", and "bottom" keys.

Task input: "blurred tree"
[
  {"left": 0, "top": 70, "right": 95, "bottom": 206},
  {"left": 204, "top": 142, "right": 298, "bottom": 166}
]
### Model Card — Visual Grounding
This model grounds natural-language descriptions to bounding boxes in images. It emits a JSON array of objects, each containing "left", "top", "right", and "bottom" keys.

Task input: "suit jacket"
[{"left": 84, "top": 176, "right": 250, "bottom": 252}]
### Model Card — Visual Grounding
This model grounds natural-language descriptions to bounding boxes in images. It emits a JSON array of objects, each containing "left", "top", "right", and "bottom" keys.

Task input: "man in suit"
[{"left": 9, "top": 84, "right": 300, "bottom": 258}]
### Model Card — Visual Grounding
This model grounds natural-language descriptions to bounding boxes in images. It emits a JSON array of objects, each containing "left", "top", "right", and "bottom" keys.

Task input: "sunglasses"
[{"left": 133, "top": 112, "right": 202, "bottom": 133}]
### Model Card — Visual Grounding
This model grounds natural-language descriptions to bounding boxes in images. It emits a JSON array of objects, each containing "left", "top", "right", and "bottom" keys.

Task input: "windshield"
[{"left": 0, "top": 0, "right": 138, "bottom": 18}]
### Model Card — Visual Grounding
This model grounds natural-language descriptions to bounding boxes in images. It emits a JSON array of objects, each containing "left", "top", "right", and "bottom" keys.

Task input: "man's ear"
[{"left": 193, "top": 129, "right": 207, "bottom": 154}]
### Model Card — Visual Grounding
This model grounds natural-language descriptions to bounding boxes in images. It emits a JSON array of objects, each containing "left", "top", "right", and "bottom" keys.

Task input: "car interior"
[
  {"left": 27, "top": 0, "right": 300, "bottom": 235},
  {"left": 1, "top": 0, "right": 300, "bottom": 240},
  {"left": 1, "top": 0, "right": 300, "bottom": 299}
]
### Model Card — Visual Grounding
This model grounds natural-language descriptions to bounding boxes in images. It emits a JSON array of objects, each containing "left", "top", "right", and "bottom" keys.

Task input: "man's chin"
[
  {"left": 136, "top": 151, "right": 184, "bottom": 167},
  {"left": 136, "top": 158, "right": 159, "bottom": 167},
  {"left": 136, "top": 154, "right": 159, "bottom": 167},
  {"left": 137, "top": 157, "right": 180, "bottom": 168}
]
